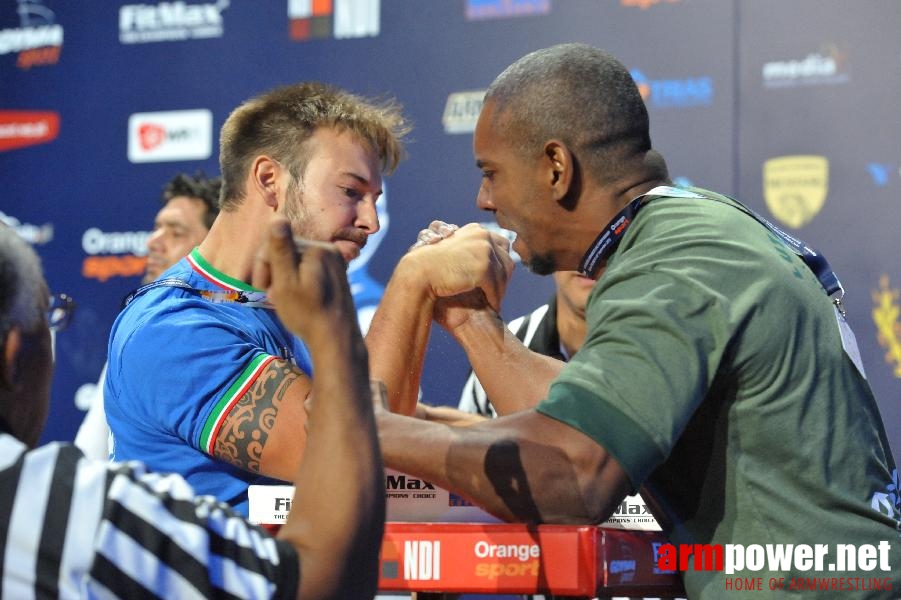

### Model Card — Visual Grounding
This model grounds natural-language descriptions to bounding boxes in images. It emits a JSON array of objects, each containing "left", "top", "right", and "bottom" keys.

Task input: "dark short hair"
[
  {"left": 0, "top": 224, "right": 44, "bottom": 335},
  {"left": 485, "top": 43, "right": 653, "bottom": 185},
  {"left": 161, "top": 171, "right": 222, "bottom": 229},
  {"left": 218, "top": 82, "right": 410, "bottom": 210}
]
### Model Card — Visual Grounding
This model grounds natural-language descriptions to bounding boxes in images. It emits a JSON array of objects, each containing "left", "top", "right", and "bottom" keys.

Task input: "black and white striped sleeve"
[{"left": 0, "top": 436, "right": 299, "bottom": 600}]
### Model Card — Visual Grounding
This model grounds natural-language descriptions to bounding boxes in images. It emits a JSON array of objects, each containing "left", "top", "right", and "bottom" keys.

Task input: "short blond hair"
[{"left": 218, "top": 82, "right": 410, "bottom": 210}]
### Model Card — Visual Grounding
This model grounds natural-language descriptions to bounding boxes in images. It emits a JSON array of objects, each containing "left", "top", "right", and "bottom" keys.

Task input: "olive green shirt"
[{"left": 538, "top": 188, "right": 900, "bottom": 598}]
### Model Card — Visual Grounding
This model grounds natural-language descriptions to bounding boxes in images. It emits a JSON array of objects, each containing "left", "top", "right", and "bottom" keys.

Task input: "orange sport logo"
[
  {"left": 82, "top": 255, "right": 147, "bottom": 282},
  {"left": 81, "top": 227, "right": 151, "bottom": 282},
  {"left": 0, "top": 0, "right": 64, "bottom": 69}
]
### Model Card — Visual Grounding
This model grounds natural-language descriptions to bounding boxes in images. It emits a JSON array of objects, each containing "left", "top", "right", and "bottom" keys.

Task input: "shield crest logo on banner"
[{"left": 762, "top": 155, "right": 829, "bottom": 228}]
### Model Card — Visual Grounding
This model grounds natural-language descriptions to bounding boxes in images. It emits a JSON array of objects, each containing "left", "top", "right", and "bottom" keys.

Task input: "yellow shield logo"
[{"left": 762, "top": 155, "right": 829, "bottom": 228}]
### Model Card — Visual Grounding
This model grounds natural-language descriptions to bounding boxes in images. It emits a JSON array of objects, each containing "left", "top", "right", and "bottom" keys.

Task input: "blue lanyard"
[
  {"left": 577, "top": 185, "right": 846, "bottom": 313},
  {"left": 122, "top": 278, "right": 272, "bottom": 309}
]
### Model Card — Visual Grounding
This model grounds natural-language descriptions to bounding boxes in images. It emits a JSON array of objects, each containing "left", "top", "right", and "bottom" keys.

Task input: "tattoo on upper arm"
[{"left": 212, "top": 359, "right": 299, "bottom": 472}]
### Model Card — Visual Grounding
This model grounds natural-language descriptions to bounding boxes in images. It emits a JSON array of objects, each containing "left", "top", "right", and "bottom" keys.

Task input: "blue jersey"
[{"left": 105, "top": 248, "right": 313, "bottom": 515}]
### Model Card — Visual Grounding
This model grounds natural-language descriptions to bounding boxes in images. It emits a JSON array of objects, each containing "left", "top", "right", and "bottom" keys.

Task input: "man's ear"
[
  {"left": 544, "top": 140, "right": 574, "bottom": 201},
  {"left": 250, "top": 156, "right": 282, "bottom": 209},
  {"left": 1, "top": 327, "right": 21, "bottom": 390}
]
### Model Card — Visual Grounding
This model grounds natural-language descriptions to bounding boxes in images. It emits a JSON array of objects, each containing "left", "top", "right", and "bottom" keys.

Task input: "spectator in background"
[
  {"left": 74, "top": 171, "right": 221, "bottom": 460},
  {"left": 0, "top": 219, "right": 385, "bottom": 599},
  {"left": 142, "top": 171, "right": 221, "bottom": 283}
]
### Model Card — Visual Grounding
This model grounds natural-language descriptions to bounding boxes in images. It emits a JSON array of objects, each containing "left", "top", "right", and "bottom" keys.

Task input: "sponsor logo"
[
  {"left": 386, "top": 473, "right": 437, "bottom": 499},
  {"left": 381, "top": 541, "right": 401, "bottom": 580},
  {"left": 442, "top": 90, "right": 485, "bottom": 134},
  {"left": 246, "top": 494, "right": 292, "bottom": 522},
  {"left": 657, "top": 541, "right": 895, "bottom": 592},
  {"left": 631, "top": 68, "right": 714, "bottom": 108},
  {"left": 613, "top": 498, "right": 652, "bottom": 515},
  {"left": 81, "top": 227, "right": 151, "bottom": 282},
  {"left": 82, "top": 255, "right": 146, "bottom": 282},
  {"left": 128, "top": 109, "right": 212, "bottom": 163},
  {"left": 652, "top": 541, "right": 669, "bottom": 575},
  {"left": 119, "top": 0, "right": 229, "bottom": 44},
  {"left": 762, "top": 155, "right": 828, "bottom": 228},
  {"left": 404, "top": 540, "right": 441, "bottom": 580},
  {"left": 0, "top": 0, "right": 63, "bottom": 69},
  {"left": 0, "top": 211, "right": 53, "bottom": 245},
  {"left": 621, "top": 0, "right": 681, "bottom": 9},
  {"left": 658, "top": 541, "right": 895, "bottom": 574},
  {"left": 448, "top": 492, "right": 476, "bottom": 507},
  {"left": 465, "top": 0, "right": 551, "bottom": 21},
  {"left": 872, "top": 277, "right": 901, "bottom": 379},
  {"left": 870, "top": 469, "right": 900, "bottom": 520},
  {"left": 474, "top": 539, "right": 540, "bottom": 579},
  {"left": 247, "top": 484, "right": 295, "bottom": 525},
  {"left": 610, "top": 559, "right": 637, "bottom": 574},
  {"left": 762, "top": 44, "right": 850, "bottom": 89},
  {"left": 0, "top": 110, "right": 59, "bottom": 152},
  {"left": 288, "top": 0, "right": 380, "bottom": 42},
  {"left": 474, "top": 540, "right": 540, "bottom": 561},
  {"left": 867, "top": 163, "right": 899, "bottom": 187},
  {"left": 605, "top": 497, "right": 660, "bottom": 528},
  {"left": 609, "top": 540, "right": 637, "bottom": 582}
]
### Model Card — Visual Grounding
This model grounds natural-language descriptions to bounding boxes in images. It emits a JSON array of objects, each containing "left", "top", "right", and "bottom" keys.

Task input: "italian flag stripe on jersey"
[
  {"left": 200, "top": 353, "right": 276, "bottom": 454},
  {"left": 188, "top": 248, "right": 259, "bottom": 292}
]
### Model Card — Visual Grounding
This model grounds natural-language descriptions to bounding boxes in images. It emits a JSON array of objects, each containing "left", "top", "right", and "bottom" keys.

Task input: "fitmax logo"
[{"left": 120, "top": 0, "right": 229, "bottom": 44}]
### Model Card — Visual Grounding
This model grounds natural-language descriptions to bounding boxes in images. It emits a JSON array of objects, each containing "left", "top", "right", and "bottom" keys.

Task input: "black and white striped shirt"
[{"left": 0, "top": 433, "right": 298, "bottom": 599}]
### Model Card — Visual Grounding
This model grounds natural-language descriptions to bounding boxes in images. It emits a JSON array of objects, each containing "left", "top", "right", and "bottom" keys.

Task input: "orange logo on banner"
[
  {"left": 872, "top": 275, "right": 901, "bottom": 379},
  {"left": 0, "top": 111, "right": 60, "bottom": 152},
  {"left": 17, "top": 45, "right": 61, "bottom": 69},
  {"left": 82, "top": 255, "right": 147, "bottom": 282},
  {"left": 763, "top": 155, "right": 828, "bottom": 228}
]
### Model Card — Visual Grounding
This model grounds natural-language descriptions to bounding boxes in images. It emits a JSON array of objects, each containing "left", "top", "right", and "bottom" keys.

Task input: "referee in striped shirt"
[{"left": 0, "top": 218, "right": 384, "bottom": 599}]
